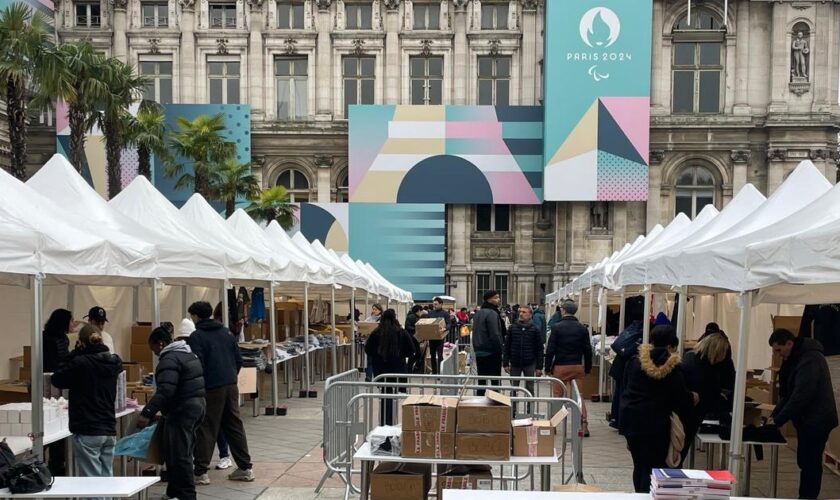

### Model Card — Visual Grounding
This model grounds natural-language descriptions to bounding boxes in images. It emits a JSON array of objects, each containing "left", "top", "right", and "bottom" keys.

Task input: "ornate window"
[
  {"left": 278, "top": 2, "right": 304, "bottom": 29},
  {"left": 476, "top": 272, "right": 509, "bottom": 306},
  {"left": 671, "top": 9, "right": 724, "bottom": 114},
  {"left": 481, "top": 2, "right": 508, "bottom": 30},
  {"left": 209, "top": 3, "right": 236, "bottom": 28},
  {"left": 142, "top": 2, "right": 168, "bottom": 27},
  {"left": 336, "top": 170, "right": 349, "bottom": 202},
  {"left": 275, "top": 57, "right": 308, "bottom": 120},
  {"left": 674, "top": 165, "right": 715, "bottom": 218},
  {"left": 413, "top": 2, "right": 440, "bottom": 30},
  {"left": 475, "top": 204, "right": 510, "bottom": 232},
  {"left": 345, "top": 3, "right": 372, "bottom": 30},
  {"left": 276, "top": 168, "right": 310, "bottom": 202},
  {"left": 410, "top": 56, "right": 443, "bottom": 105},
  {"left": 208, "top": 60, "right": 240, "bottom": 104},
  {"left": 343, "top": 56, "right": 375, "bottom": 117},
  {"left": 477, "top": 56, "right": 510, "bottom": 105},
  {"left": 139, "top": 59, "right": 173, "bottom": 104},
  {"left": 75, "top": 2, "right": 101, "bottom": 27}
]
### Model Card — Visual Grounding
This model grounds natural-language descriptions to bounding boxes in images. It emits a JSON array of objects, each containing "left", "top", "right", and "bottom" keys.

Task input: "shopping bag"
[
  {"left": 114, "top": 423, "right": 157, "bottom": 460},
  {"left": 145, "top": 417, "right": 166, "bottom": 465}
]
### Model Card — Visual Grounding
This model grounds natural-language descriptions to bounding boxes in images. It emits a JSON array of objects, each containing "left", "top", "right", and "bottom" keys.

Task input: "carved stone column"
[
  {"left": 766, "top": 148, "right": 787, "bottom": 194},
  {"left": 452, "top": 0, "right": 469, "bottom": 104},
  {"left": 248, "top": 0, "right": 265, "bottom": 119},
  {"left": 384, "top": 0, "right": 400, "bottom": 104},
  {"left": 520, "top": 0, "right": 538, "bottom": 105},
  {"left": 730, "top": 149, "right": 751, "bottom": 194},
  {"left": 314, "top": 154, "right": 333, "bottom": 202},
  {"left": 111, "top": 0, "right": 128, "bottom": 62},
  {"left": 315, "top": 0, "right": 333, "bottom": 119},
  {"left": 733, "top": 0, "right": 750, "bottom": 115},
  {"left": 180, "top": 0, "right": 197, "bottom": 103},
  {"left": 646, "top": 150, "right": 665, "bottom": 231}
]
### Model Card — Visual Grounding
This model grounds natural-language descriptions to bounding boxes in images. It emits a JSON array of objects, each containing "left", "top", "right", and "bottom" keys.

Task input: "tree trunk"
[
  {"left": 6, "top": 78, "right": 27, "bottom": 180},
  {"left": 67, "top": 104, "right": 87, "bottom": 173},
  {"left": 104, "top": 115, "right": 123, "bottom": 199},
  {"left": 226, "top": 198, "right": 235, "bottom": 217},
  {"left": 138, "top": 145, "right": 151, "bottom": 180},
  {"left": 194, "top": 162, "right": 209, "bottom": 197}
]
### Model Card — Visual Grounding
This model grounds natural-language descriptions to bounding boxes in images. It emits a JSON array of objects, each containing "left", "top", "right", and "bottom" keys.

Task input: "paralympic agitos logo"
[{"left": 568, "top": 6, "right": 632, "bottom": 82}]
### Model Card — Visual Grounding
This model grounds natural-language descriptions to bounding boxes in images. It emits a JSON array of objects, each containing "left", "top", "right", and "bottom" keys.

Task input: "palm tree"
[
  {"left": 124, "top": 101, "right": 170, "bottom": 180},
  {"left": 94, "top": 57, "right": 148, "bottom": 198},
  {"left": 166, "top": 113, "right": 235, "bottom": 196},
  {"left": 37, "top": 41, "right": 109, "bottom": 173},
  {"left": 247, "top": 186, "right": 299, "bottom": 230},
  {"left": 0, "top": 3, "right": 57, "bottom": 179},
  {"left": 212, "top": 159, "right": 260, "bottom": 217}
]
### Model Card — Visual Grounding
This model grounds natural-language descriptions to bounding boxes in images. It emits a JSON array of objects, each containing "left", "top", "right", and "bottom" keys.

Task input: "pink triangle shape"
[{"left": 599, "top": 97, "right": 650, "bottom": 165}]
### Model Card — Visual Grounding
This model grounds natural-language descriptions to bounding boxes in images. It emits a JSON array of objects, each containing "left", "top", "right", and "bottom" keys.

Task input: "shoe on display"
[
  {"left": 215, "top": 457, "right": 233, "bottom": 470},
  {"left": 195, "top": 473, "right": 210, "bottom": 485},
  {"left": 228, "top": 468, "right": 255, "bottom": 482}
]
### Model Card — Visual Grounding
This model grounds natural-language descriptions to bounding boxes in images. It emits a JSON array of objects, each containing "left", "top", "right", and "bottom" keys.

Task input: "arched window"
[
  {"left": 276, "top": 168, "right": 310, "bottom": 202},
  {"left": 675, "top": 165, "right": 715, "bottom": 218},
  {"left": 335, "top": 169, "right": 349, "bottom": 202},
  {"left": 672, "top": 8, "right": 725, "bottom": 114}
]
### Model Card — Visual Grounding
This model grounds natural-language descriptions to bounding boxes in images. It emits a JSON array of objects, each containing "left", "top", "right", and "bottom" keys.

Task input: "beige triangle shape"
[{"left": 548, "top": 100, "right": 599, "bottom": 165}]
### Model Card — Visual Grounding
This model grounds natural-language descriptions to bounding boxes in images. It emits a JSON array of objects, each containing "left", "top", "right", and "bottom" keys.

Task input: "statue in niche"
[
  {"left": 590, "top": 201, "right": 608, "bottom": 230},
  {"left": 791, "top": 31, "right": 810, "bottom": 80}
]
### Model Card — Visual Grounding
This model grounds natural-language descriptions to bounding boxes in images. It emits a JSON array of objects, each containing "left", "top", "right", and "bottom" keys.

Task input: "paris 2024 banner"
[{"left": 543, "top": 0, "right": 652, "bottom": 201}]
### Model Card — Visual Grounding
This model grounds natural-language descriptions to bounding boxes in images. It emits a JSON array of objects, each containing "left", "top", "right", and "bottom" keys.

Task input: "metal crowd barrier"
[{"left": 320, "top": 374, "right": 584, "bottom": 498}]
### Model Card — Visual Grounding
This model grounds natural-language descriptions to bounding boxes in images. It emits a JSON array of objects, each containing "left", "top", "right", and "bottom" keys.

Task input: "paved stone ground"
[{"left": 144, "top": 384, "right": 840, "bottom": 499}]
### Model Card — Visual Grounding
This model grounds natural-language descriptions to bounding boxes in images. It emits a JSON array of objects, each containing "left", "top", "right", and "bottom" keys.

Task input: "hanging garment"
[
  {"left": 237, "top": 287, "right": 251, "bottom": 325},
  {"left": 227, "top": 288, "right": 238, "bottom": 325},
  {"left": 799, "top": 304, "right": 840, "bottom": 356},
  {"left": 250, "top": 288, "right": 266, "bottom": 323}
]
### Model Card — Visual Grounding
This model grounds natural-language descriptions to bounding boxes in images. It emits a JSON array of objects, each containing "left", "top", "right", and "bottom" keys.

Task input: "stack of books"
[{"left": 651, "top": 469, "right": 735, "bottom": 499}]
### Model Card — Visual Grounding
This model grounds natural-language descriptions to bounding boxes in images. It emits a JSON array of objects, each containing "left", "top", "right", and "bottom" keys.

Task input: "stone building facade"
[{"left": 29, "top": 0, "right": 840, "bottom": 305}]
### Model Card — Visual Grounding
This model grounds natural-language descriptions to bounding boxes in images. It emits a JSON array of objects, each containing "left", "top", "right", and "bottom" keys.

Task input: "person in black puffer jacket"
[
  {"left": 41, "top": 308, "right": 73, "bottom": 477},
  {"left": 544, "top": 301, "right": 592, "bottom": 435},
  {"left": 52, "top": 324, "right": 123, "bottom": 496},
  {"left": 619, "top": 326, "right": 697, "bottom": 493},
  {"left": 609, "top": 319, "right": 644, "bottom": 428},
  {"left": 365, "top": 309, "right": 417, "bottom": 425},
  {"left": 503, "top": 306, "right": 545, "bottom": 399},
  {"left": 137, "top": 327, "right": 205, "bottom": 500}
]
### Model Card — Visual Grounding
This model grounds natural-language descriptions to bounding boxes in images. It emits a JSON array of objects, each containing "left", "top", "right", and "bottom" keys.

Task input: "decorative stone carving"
[
  {"left": 767, "top": 149, "right": 786, "bottom": 161},
  {"left": 314, "top": 154, "right": 334, "bottom": 167},
  {"left": 590, "top": 202, "right": 609, "bottom": 230},
  {"left": 789, "top": 81, "right": 811, "bottom": 96},
  {"left": 420, "top": 39, "right": 433, "bottom": 56},
  {"left": 149, "top": 38, "right": 161, "bottom": 54},
  {"left": 791, "top": 31, "right": 810, "bottom": 80},
  {"left": 315, "top": 0, "right": 331, "bottom": 10},
  {"left": 649, "top": 150, "right": 665, "bottom": 165},
  {"left": 247, "top": 0, "right": 264, "bottom": 6},
  {"left": 178, "top": 0, "right": 196, "bottom": 10},
  {"left": 810, "top": 149, "right": 831, "bottom": 161},
  {"left": 730, "top": 150, "right": 751, "bottom": 163},
  {"left": 383, "top": 0, "right": 399, "bottom": 10},
  {"left": 283, "top": 37, "right": 298, "bottom": 54},
  {"left": 472, "top": 245, "right": 514, "bottom": 261},
  {"left": 352, "top": 38, "right": 366, "bottom": 56},
  {"left": 521, "top": 0, "right": 539, "bottom": 11},
  {"left": 488, "top": 39, "right": 501, "bottom": 56},
  {"left": 110, "top": 0, "right": 128, "bottom": 10},
  {"left": 452, "top": 0, "right": 469, "bottom": 13},
  {"left": 216, "top": 38, "right": 229, "bottom": 54}
]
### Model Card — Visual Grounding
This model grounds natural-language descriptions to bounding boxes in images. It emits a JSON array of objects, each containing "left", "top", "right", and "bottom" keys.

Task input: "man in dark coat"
[
  {"left": 609, "top": 319, "right": 644, "bottom": 428},
  {"left": 426, "top": 297, "right": 451, "bottom": 374},
  {"left": 187, "top": 301, "right": 254, "bottom": 484},
  {"left": 544, "top": 300, "right": 592, "bottom": 435},
  {"left": 769, "top": 329, "right": 838, "bottom": 499},
  {"left": 504, "top": 306, "right": 545, "bottom": 398},
  {"left": 472, "top": 290, "right": 505, "bottom": 395},
  {"left": 137, "top": 327, "right": 206, "bottom": 500}
]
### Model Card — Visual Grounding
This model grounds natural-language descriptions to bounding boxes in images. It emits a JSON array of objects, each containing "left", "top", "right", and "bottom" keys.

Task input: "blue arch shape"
[{"left": 397, "top": 155, "right": 493, "bottom": 203}]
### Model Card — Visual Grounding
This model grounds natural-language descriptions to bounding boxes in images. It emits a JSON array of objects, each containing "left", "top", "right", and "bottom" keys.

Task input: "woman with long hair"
[
  {"left": 364, "top": 309, "right": 417, "bottom": 425},
  {"left": 43, "top": 308, "right": 73, "bottom": 372}
]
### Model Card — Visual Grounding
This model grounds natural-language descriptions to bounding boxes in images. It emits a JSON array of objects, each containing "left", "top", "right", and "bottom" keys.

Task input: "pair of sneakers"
[{"left": 195, "top": 467, "right": 255, "bottom": 485}]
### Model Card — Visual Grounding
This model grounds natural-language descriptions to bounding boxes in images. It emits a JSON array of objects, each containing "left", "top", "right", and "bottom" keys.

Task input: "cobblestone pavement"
[{"left": 144, "top": 384, "right": 840, "bottom": 499}]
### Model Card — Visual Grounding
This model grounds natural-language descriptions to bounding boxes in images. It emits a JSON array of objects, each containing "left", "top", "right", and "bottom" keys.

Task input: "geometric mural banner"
[
  {"left": 298, "top": 203, "right": 349, "bottom": 253},
  {"left": 349, "top": 105, "right": 543, "bottom": 204},
  {"left": 349, "top": 203, "right": 445, "bottom": 302},
  {"left": 543, "top": 0, "right": 652, "bottom": 201}
]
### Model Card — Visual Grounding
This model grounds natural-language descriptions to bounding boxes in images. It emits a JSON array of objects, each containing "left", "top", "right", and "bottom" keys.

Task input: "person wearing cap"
[
  {"left": 176, "top": 318, "right": 196, "bottom": 341},
  {"left": 472, "top": 290, "right": 505, "bottom": 396},
  {"left": 619, "top": 325, "right": 698, "bottom": 493},
  {"left": 81, "top": 306, "right": 115, "bottom": 353},
  {"left": 544, "top": 300, "right": 593, "bottom": 436}
]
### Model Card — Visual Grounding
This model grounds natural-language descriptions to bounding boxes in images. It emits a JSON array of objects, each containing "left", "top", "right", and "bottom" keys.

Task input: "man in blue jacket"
[{"left": 187, "top": 301, "right": 255, "bottom": 485}]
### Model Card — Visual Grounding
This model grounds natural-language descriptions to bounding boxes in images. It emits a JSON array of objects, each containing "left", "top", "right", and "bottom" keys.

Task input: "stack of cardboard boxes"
[
  {"left": 370, "top": 391, "right": 566, "bottom": 499},
  {"left": 129, "top": 324, "right": 154, "bottom": 374}
]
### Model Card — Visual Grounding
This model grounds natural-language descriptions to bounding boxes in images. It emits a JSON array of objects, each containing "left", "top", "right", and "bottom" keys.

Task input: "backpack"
[
  {"left": 3, "top": 458, "right": 53, "bottom": 494},
  {"left": 0, "top": 440, "right": 15, "bottom": 487}
]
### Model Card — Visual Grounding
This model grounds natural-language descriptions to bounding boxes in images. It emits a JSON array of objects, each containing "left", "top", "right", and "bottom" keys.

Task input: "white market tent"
[{"left": 263, "top": 221, "right": 334, "bottom": 286}]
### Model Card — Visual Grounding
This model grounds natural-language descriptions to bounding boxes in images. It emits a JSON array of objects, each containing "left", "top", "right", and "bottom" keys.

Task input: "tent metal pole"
[
  {"left": 676, "top": 287, "right": 688, "bottom": 356},
  {"left": 588, "top": 288, "right": 594, "bottom": 335},
  {"left": 303, "top": 282, "right": 312, "bottom": 396},
  {"left": 351, "top": 288, "right": 357, "bottom": 370},
  {"left": 31, "top": 274, "right": 45, "bottom": 459},
  {"left": 132, "top": 286, "right": 140, "bottom": 324},
  {"left": 597, "top": 287, "right": 608, "bottom": 399},
  {"left": 221, "top": 282, "right": 229, "bottom": 326},
  {"left": 182, "top": 286, "right": 188, "bottom": 316},
  {"left": 618, "top": 290, "right": 626, "bottom": 333},
  {"left": 642, "top": 287, "right": 652, "bottom": 344},
  {"left": 152, "top": 279, "right": 162, "bottom": 327},
  {"left": 729, "top": 291, "right": 753, "bottom": 493},
  {"left": 331, "top": 286, "right": 338, "bottom": 374},
  {"left": 269, "top": 283, "right": 278, "bottom": 412},
  {"left": 365, "top": 293, "right": 370, "bottom": 317}
]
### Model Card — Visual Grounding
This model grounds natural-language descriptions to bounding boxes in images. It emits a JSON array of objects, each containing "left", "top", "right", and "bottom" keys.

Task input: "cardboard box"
[
  {"left": 456, "top": 391, "right": 511, "bottom": 434},
  {"left": 415, "top": 318, "right": 446, "bottom": 341},
  {"left": 122, "top": 362, "right": 145, "bottom": 382},
  {"left": 131, "top": 324, "right": 153, "bottom": 345},
  {"left": 435, "top": 465, "right": 492, "bottom": 496},
  {"left": 512, "top": 408, "right": 568, "bottom": 457},
  {"left": 401, "top": 395, "right": 458, "bottom": 433},
  {"left": 357, "top": 322, "right": 378, "bottom": 337},
  {"left": 553, "top": 484, "right": 604, "bottom": 492},
  {"left": 455, "top": 433, "right": 510, "bottom": 461},
  {"left": 401, "top": 431, "right": 455, "bottom": 459},
  {"left": 370, "top": 462, "right": 431, "bottom": 500},
  {"left": 23, "top": 346, "right": 30, "bottom": 368},
  {"left": 238, "top": 367, "right": 258, "bottom": 394},
  {"left": 130, "top": 343, "right": 153, "bottom": 363},
  {"left": 18, "top": 368, "right": 30, "bottom": 381},
  {"left": 743, "top": 402, "right": 763, "bottom": 427},
  {"left": 746, "top": 386, "right": 772, "bottom": 405}
]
